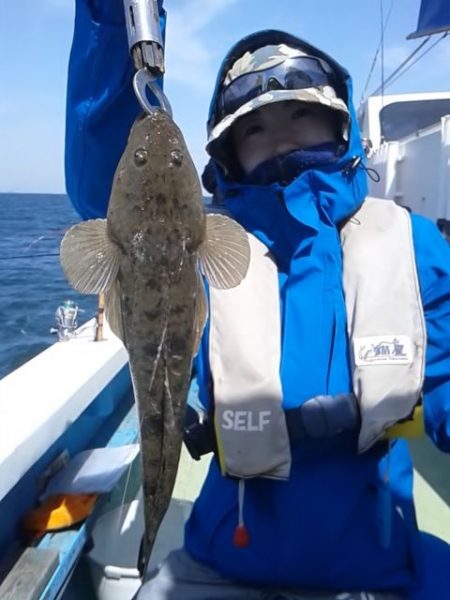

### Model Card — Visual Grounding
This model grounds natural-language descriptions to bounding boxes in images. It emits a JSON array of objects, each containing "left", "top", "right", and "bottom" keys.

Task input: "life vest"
[{"left": 209, "top": 198, "right": 426, "bottom": 479}]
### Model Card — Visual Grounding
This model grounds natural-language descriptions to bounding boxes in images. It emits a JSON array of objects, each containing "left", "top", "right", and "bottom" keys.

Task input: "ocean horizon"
[
  {"left": 0, "top": 192, "right": 98, "bottom": 379},
  {"left": 0, "top": 191, "right": 213, "bottom": 380}
]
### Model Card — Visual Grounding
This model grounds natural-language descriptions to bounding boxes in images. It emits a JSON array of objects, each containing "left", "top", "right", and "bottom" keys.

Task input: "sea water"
[{"left": 0, "top": 193, "right": 97, "bottom": 379}]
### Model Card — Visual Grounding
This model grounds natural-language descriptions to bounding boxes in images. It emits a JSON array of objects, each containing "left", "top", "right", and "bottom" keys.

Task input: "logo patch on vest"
[
  {"left": 221, "top": 409, "right": 272, "bottom": 431},
  {"left": 354, "top": 335, "right": 414, "bottom": 366}
]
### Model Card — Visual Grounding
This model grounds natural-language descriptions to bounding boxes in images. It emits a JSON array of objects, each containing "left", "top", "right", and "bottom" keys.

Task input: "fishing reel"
[{"left": 51, "top": 300, "right": 79, "bottom": 342}]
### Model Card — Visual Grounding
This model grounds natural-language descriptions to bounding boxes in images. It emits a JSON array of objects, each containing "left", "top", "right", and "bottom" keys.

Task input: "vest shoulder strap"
[
  {"left": 341, "top": 197, "right": 426, "bottom": 451},
  {"left": 209, "top": 235, "right": 291, "bottom": 479}
]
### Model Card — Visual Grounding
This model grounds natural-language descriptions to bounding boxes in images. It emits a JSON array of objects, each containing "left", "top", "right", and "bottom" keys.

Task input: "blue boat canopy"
[{"left": 408, "top": 0, "right": 450, "bottom": 39}]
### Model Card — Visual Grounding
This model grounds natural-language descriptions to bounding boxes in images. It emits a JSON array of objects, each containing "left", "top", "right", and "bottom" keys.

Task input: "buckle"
[{"left": 183, "top": 419, "right": 215, "bottom": 461}]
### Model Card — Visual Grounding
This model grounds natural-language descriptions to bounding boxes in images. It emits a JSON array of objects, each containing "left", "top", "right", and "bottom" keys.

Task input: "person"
[
  {"left": 436, "top": 218, "right": 450, "bottom": 243},
  {"left": 65, "top": 4, "right": 450, "bottom": 600}
]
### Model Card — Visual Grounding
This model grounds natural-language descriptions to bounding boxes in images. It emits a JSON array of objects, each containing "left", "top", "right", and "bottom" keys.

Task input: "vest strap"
[
  {"left": 209, "top": 235, "right": 291, "bottom": 479},
  {"left": 340, "top": 198, "right": 426, "bottom": 451},
  {"left": 184, "top": 392, "right": 361, "bottom": 460},
  {"left": 183, "top": 398, "right": 425, "bottom": 461}
]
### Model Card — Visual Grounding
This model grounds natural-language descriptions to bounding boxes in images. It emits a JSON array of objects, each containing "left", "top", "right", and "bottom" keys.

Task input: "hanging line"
[
  {"left": 380, "top": 0, "right": 385, "bottom": 105},
  {"left": 369, "top": 36, "right": 431, "bottom": 97},
  {"left": 360, "top": 0, "right": 397, "bottom": 107},
  {"left": 376, "top": 32, "right": 448, "bottom": 93}
]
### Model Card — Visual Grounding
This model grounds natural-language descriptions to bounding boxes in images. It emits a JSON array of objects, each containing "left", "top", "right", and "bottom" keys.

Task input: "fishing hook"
[{"left": 133, "top": 68, "right": 173, "bottom": 116}]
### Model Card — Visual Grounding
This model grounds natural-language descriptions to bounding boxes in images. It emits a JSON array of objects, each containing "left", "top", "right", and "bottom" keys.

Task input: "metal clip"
[
  {"left": 124, "top": 0, "right": 171, "bottom": 114},
  {"left": 124, "top": 0, "right": 164, "bottom": 73},
  {"left": 133, "top": 68, "right": 172, "bottom": 115}
]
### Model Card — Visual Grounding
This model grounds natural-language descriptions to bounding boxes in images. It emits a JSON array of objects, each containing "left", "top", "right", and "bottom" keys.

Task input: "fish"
[{"left": 60, "top": 109, "right": 250, "bottom": 568}]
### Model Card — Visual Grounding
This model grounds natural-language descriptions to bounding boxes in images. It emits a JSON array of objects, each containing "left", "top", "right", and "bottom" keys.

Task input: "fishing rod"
[{"left": 0, "top": 252, "right": 60, "bottom": 260}]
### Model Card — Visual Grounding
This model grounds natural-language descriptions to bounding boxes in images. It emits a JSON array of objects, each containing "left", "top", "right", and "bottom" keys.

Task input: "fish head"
[{"left": 107, "top": 111, "right": 206, "bottom": 271}]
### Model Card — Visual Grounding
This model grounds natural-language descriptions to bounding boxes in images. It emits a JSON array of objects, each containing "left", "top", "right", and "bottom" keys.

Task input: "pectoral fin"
[
  {"left": 60, "top": 219, "right": 120, "bottom": 294},
  {"left": 197, "top": 214, "right": 250, "bottom": 289},
  {"left": 192, "top": 270, "right": 208, "bottom": 356}
]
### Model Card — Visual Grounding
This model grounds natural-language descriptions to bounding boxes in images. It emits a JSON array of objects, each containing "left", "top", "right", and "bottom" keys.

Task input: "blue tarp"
[{"left": 408, "top": 0, "right": 450, "bottom": 39}]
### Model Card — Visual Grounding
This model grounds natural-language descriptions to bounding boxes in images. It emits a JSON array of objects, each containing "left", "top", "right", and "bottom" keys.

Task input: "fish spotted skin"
[
  {"left": 60, "top": 109, "right": 250, "bottom": 569},
  {"left": 107, "top": 111, "right": 205, "bottom": 562}
]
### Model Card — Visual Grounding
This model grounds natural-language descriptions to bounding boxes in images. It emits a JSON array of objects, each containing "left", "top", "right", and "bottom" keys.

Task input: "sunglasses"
[{"left": 216, "top": 55, "right": 339, "bottom": 123}]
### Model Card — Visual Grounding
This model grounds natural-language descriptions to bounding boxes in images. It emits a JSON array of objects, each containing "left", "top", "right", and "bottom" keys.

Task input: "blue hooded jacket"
[
  {"left": 185, "top": 31, "right": 450, "bottom": 598},
  {"left": 64, "top": 12, "right": 450, "bottom": 597}
]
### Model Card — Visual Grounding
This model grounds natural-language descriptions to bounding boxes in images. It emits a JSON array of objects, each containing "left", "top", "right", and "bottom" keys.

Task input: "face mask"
[{"left": 241, "top": 142, "right": 343, "bottom": 186}]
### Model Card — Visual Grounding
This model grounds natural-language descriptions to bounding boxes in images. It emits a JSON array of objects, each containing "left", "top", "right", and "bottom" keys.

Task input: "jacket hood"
[{"left": 205, "top": 29, "right": 368, "bottom": 228}]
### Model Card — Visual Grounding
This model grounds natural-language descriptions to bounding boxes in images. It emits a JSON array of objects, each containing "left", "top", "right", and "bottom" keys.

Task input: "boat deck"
[
  {"left": 409, "top": 436, "right": 450, "bottom": 543},
  {"left": 1, "top": 319, "right": 448, "bottom": 599},
  {"left": 62, "top": 441, "right": 210, "bottom": 600},
  {"left": 2, "top": 399, "right": 448, "bottom": 599},
  {"left": 62, "top": 432, "right": 450, "bottom": 599}
]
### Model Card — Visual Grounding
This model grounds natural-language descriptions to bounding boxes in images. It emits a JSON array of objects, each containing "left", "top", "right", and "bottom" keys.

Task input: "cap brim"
[{"left": 206, "top": 87, "right": 349, "bottom": 160}]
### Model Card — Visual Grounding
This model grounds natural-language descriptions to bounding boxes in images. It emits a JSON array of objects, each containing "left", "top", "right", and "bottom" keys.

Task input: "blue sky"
[{"left": 1, "top": 0, "right": 449, "bottom": 194}]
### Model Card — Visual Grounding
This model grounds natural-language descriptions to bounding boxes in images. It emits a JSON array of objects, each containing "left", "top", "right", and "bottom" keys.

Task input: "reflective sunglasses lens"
[
  {"left": 285, "top": 58, "right": 333, "bottom": 88},
  {"left": 219, "top": 56, "right": 336, "bottom": 119},
  {"left": 222, "top": 75, "right": 264, "bottom": 115}
]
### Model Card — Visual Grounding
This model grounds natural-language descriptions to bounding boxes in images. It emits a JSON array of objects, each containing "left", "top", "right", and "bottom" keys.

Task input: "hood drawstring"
[
  {"left": 233, "top": 479, "right": 250, "bottom": 548},
  {"left": 341, "top": 155, "right": 380, "bottom": 182}
]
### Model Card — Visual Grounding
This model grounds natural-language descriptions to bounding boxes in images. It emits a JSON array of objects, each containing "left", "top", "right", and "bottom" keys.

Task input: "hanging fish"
[{"left": 60, "top": 109, "right": 250, "bottom": 567}]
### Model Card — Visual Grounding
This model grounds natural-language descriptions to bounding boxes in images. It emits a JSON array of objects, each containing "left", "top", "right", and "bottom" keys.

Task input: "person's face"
[{"left": 232, "top": 100, "right": 338, "bottom": 175}]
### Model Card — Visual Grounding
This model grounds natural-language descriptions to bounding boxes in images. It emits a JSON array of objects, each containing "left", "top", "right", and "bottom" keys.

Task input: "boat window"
[{"left": 380, "top": 99, "right": 450, "bottom": 141}]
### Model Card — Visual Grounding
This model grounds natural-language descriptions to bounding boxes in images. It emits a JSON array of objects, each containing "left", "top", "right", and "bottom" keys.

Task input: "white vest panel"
[
  {"left": 341, "top": 197, "right": 426, "bottom": 451},
  {"left": 209, "top": 235, "right": 291, "bottom": 479},
  {"left": 209, "top": 198, "right": 426, "bottom": 476}
]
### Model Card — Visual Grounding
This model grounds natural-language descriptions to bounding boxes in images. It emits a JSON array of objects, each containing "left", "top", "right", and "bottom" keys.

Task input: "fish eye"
[
  {"left": 134, "top": 148, "right": 148, "bottom": 166},
  {"left": 170, "top": 149, "right": 183, "bottom": 167}
]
